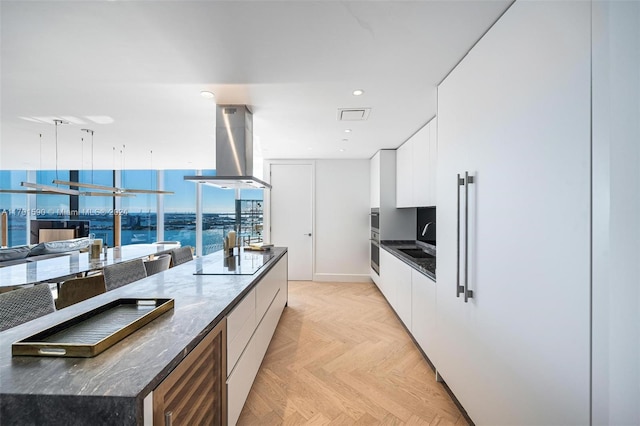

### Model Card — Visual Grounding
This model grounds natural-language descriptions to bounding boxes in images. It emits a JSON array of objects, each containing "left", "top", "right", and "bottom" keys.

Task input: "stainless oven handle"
[
  {"left": 457, "top": 173, "right": 464, "bottom": 298},
  {"left": 464, "top": 171, "right": 474, "bottom": 302}
]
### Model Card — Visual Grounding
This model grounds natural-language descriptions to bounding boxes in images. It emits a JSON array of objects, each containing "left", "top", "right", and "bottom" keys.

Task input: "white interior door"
[{"left": 270, "top": 164, "right": 313, "bottom": 280}]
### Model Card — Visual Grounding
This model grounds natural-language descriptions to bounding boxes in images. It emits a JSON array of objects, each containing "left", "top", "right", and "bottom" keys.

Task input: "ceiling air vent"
[{"left": 337, "top": 108, "right": 371, "bottom": 121}]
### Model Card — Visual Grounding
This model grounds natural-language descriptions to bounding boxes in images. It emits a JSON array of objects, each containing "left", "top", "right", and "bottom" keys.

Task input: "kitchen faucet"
[{"left": 421, "top": 222, "right": 434, "bottom": 237}]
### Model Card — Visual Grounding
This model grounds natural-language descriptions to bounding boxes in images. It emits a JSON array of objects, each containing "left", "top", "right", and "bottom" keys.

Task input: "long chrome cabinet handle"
[
  {"left": 464, "top": 171, "right": 474, "bottom": 302},
  {"left": 456, "top": 173, "right": 464, "bottom": 298}
]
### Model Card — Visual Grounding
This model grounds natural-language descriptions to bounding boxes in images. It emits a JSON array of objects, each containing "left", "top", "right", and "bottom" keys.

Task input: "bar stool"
[
  {"left": 103, "top": 259, "right": 147, "bottom": 291},
  {"left": 0, "top": 284, "right": 55, "bottom": 332},
  {"left": 171, "top": 246, "right": 194, "bottom": 267},
  {"left": 56, "top": 274, "right": 107, "bottom": 309},
  {"left": 144, "top": 254, "right": 172, "bottom": 276}
]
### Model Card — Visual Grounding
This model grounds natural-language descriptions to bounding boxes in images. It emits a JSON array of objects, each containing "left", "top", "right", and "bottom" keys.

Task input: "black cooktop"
[{"left": 194, "top": 252, "right": 275, "bottom": 275}]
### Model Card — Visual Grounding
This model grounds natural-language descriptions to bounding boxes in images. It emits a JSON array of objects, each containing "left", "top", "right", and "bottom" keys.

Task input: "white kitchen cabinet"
[
  {"left": 370, "top": 152, "right": 381, "bottom": 208},
  {"left": 379, "top": 248, "right": 412, "bottom": 328},
  {"left": 371, "top": 150, "right": 415, "bottom": 284},
  {"left": 435, "top": 2, "right": 590, "bottom": 425},
  {"left": 227, "top": 287, "right": 256, "bottom": 376},
  {"left": 411, "top": 269, "right": 436, "bottom": 357},
  {"left": 428, "top": 120, "right": 437, "bottom": 207},
  {"left": 591, "top": 3, "right": 640, "bottom": 424},
  {"left": 395, "top": 140, "right": 413, "bottom": 208},
  {"left": 378, "top": 248, "right": 395, "bottom": 306},
  {"left": 369, "top": 150, "right": 415, "bottom": 241},
  {"left": 396, "top": 119, "right": 436, "bottom": 208},
  {"left": 411, "top": 124, "right": 430, "bottom": 208},
  {"left": 227, "top": 253, "right": 288, "bottom": 425}
]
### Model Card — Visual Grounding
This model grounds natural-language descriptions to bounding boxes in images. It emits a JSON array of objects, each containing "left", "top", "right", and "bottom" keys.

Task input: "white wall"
[
  {"left": 592, "top": 1, "right": 640, "bottom": 424},
  {"left": 314, "top": 159, "right": 370, "bottom": 282}
]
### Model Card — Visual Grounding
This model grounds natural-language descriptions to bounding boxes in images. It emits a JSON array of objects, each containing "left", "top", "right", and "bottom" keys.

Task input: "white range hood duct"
[{"left": 184, "top": 105, "right": 271, "bottom": 189}]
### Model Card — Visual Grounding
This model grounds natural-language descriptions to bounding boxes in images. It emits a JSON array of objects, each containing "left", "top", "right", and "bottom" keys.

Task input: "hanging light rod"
[
  {"left": 57, "top": 129, "right": 173, "bottom": 195},
  {"left": 52, "top": 180, "right": 174, "bottom": 195},
  {"left": 21, "top": 182, "right": 79, "bottom": 196},
  {"left": 0, "top": 189, "right": 62, "bottom": 195},
  {"left": 20, "top": 182, "right": 134, "bottom": 197}
]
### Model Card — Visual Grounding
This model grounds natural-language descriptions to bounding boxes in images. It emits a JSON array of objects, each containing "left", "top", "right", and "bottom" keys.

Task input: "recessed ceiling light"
[
  {"left": 200, "top": 91, "right": 215, "bottom": 99},
  {"left": 352, "top": 89, "right": 364, "bottom": 96},
  {"left": 339, "top": 148, "right": 346, "bottom": 152},
  {"left": 344, "top": 129, "right": 352, "bottom": 133},
  {"left": 308, "top": 147, "right": 313, "bottom": 151}
]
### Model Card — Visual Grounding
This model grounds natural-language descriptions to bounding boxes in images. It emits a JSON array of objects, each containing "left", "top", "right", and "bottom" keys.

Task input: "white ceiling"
[{"left": 1, "top": 0, "right": 511, "bottom": 172}]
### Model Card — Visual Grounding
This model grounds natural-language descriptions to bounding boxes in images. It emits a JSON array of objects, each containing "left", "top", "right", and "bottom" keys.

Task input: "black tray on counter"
[{"left": 12, "top": 298, "right": 174, "bottom": 358}]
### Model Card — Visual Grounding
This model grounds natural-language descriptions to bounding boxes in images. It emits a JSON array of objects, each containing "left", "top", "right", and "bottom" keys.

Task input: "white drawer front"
[
  {"left": 256, "top": 267, "right": 280, "bottom": 321},
  {"left": 226, "top": 336, "right": 258, "bottom": 426},
  {"left": 227, "top": 288, "right": 256, "bottom": 376}
]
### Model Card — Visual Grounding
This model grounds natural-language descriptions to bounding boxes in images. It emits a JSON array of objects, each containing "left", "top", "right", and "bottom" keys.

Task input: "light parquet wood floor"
[{"left": 237, "top": 281, "right": 468, "bottom": 426}]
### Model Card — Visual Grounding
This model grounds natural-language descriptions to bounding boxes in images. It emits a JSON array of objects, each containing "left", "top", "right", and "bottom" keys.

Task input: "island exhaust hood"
[{"left": 184, "top": 105, "right": 271, "bottom": 189}]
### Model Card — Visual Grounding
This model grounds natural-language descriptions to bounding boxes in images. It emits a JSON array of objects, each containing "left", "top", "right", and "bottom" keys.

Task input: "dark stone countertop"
[
  {"left": 381, "top": 240, "right": 436, "bottom": 281},
  {"left": 0, "top": 247, "right": 287, "bottom": 425}
]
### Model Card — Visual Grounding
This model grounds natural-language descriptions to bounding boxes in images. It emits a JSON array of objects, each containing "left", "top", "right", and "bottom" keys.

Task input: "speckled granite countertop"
[
  {"left": 381, "top": 240, "right": 436, "bottom": 281},
  {"left": 0, "top": 247, "right": 287, "bottom": 425}
]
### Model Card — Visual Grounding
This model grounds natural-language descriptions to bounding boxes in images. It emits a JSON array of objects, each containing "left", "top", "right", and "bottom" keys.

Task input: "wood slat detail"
[
  {"left": 237, "top": 281, "right": 467, "bottom": 425},
  {"left": 153, "top": 318, "right": 227, "bottom": 425}
]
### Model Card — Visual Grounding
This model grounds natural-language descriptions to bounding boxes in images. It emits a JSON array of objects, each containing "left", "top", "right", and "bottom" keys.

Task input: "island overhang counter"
[{"left": 0, "top": 247, "right": 288, "bottom": 425}]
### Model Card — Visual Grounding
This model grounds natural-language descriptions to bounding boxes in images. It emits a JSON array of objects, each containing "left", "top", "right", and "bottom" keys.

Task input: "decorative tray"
[{"left": 12, "top": 298, "right": 174, "bottom": 358}]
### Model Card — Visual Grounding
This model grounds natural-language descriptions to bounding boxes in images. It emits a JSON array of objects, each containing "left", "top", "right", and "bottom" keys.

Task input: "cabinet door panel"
[
  {"left": 380, "top": 249, "right": 411, "bottom": 327},
  {"left": 411, "top": 270, "right": 436, "bottom": 357},
  {"left": 154, "top": 319, "right": 226, "bottom": 426},
  {"left": 395, "top": 141, "right": 413, "bottom": 208},
  {"left": 370, "top": 152, "right": 380, "bottom": 208},
  {"left": 412, "top": 124, "right": 430, "bottom": 207},
  {"left": 227, "top": 288, "right": 256, "bottom": 375},
  {"left": 227, "top": 336, "right": 258, "bottom": 426},
  {"left": 428, "top": 119, "right": 437, "bottom": 207},
  {"left": 379, "top": 249, "right": 396, "bottom": 307},
  {"left": 436, "top": 1, "right": 590, "bottom": 424}
]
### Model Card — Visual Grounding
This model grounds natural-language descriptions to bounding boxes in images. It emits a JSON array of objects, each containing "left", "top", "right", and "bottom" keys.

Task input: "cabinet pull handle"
[
  {"left": 464, "top": 171, "right": 474, "bottom": 302},
  {"left": 456, "top": 173, "right": 465, "bottom": 298},
  {"left": 165, "top": 411, "right": 173, "bottom": 426}
]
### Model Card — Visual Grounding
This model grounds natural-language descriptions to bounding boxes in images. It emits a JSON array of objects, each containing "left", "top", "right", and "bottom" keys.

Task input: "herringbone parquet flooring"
[{"left": 237, "top": 281, "right": 468, "bottom": 425}]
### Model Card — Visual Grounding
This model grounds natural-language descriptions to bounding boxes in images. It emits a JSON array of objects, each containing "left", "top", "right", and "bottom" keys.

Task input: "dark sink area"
[{"left": 399, "top": 248, "right": 434, "bottom": 259}]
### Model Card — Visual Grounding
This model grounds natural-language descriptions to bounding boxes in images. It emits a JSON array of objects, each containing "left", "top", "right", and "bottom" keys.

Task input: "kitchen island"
[{"left": 0, "top": 247, "right": 287, "bottom": 425}]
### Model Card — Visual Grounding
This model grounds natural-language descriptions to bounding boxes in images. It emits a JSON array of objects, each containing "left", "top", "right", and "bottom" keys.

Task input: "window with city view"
[{"left": 0, "top": 169, "right": 263, "bottom": 254}]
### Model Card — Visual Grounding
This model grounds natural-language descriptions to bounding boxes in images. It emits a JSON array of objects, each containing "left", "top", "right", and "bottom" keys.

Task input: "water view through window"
[{"left": 0, "top": 169, "right": 263, "bottom": 254}]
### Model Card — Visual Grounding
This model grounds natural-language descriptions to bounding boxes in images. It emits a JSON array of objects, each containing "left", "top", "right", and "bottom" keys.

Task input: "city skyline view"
[{"left": 1, "top": 169, "right": 264, "bottom": 213}]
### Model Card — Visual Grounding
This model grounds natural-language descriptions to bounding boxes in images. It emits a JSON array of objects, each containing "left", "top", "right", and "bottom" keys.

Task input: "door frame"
[{"left": 263, "top": 159, "right": 316, "bottom": 280}]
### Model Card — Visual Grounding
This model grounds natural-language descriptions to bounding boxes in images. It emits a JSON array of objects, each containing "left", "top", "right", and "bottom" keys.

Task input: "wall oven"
[{"left": 370, "top": 208, "right": 380, "bottom": 274}]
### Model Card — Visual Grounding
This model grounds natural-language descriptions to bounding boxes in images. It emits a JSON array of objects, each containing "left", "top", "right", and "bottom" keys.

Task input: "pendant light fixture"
[
  {"left": 18, "top": 119, "right": 78, "bottom": 196},
  {"left": 52, "top": 130, "right": 173, "bottom": 195}
]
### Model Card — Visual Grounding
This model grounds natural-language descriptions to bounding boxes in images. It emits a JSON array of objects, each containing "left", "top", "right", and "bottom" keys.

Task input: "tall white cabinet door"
[
  {"left": 435, "top": 2, "right": 591, "bottom": 425},
  {"left": 395, "top": 141, "right": 413, "bottom": 208},
  {"left": 412, "top": 124, "right": 430, "bottom": 207},
  {"left": 428, "top": 120, "right": 437, "bottom": 207},
  {"left": 370, "top": 152, "right": 380, "bottom": 208}
]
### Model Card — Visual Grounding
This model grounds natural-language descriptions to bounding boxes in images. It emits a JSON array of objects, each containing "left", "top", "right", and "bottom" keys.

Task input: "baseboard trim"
[{"left": 312, "top": 273, "right": 372, "bottom": 283}]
